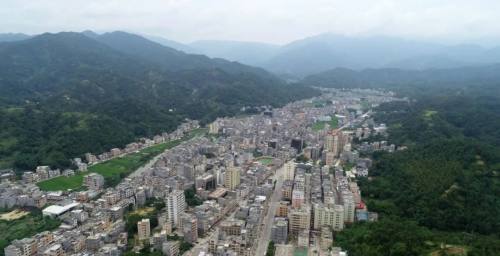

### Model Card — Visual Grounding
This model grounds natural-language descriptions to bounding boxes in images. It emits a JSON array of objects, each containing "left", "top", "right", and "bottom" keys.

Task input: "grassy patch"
[
  {"left": 423, "top": 110, "right": 438, "bottom": 121},
  {"left": 130, "top": 207, "right": 155, "bottom": 216},
  {"left": 361, "top": 100, "right": 371, "bottom": 111},
  {"left": 293, "top": 248, "right": 307, "bottom": 256},
  {"left": 312, "top": 115, "right": 339, "bottom": 131},
  {"left": 429, "top": 245, "right": 468, "bottom": 256},
  {"left": 257, "top": 157, "right": 275, "bottom": 165},
  {"left": 37, "top": 128, "right": 207, "bottom": 191}
]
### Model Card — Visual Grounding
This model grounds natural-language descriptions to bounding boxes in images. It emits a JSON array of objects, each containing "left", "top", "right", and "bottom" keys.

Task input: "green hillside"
[{"left": 0, "top": 32, "right": 319, "bottom": 171}]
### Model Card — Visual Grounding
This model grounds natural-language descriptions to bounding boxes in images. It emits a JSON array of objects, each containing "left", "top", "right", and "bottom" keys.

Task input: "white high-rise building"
[
  {"left": 166, "top": 190, "right": 186, "bottom": 227},
  {"left": 208, "top": 120, "right": 220, "bottom": 134}
]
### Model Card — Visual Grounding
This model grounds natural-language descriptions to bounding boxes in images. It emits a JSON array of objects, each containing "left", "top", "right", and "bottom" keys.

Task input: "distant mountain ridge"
[
  {"left": 154, "top": 33, "right": 500, "bottom": 77},
  {"left": 189, "top": 40, "right": 280, "bottom": 66},
  {"left": 0, "top": 33, "right": 32, "bottom": 42},
  {"left": 301, "top": 64, "right": 500, "bottom": 90},
  {"left": 6, "top": 31, "right": 500, "bottom": 77}
]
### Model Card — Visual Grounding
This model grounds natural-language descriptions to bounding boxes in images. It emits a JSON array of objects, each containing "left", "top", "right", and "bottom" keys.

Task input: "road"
[
  {"left": 128, "top": 151, "right": 164, "bottom": 178},
  {"left": 129, "top": 132, "right": 206, "bottom": 178},
  {"left": 255, "top": 162, "right": 286, "bottom": 256}
]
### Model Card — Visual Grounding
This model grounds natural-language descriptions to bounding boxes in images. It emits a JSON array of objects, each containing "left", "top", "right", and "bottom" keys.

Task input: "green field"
[
  {"left": 312, "top": 115, "right": 339, "bottom": 131},
  {"left": 293, "top": 248, "right": 307, "bottom": 256},
  {"left": 257, "top": 157, "right": 275, "bottom": 165},
  {"left": 0, "top": 209, "right": 61, "bottom": 256},
  {"left": 361, "top": 100, "right": 371, "bottom": 111},
  {"left": 37, "top": 128, "right": 207, "bottom": 191}
]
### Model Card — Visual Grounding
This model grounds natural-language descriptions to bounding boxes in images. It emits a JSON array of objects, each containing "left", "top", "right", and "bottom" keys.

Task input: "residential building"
[
  {"left": 84, "top": 173, "right": 105, "bottom": 191},
  {"left": 224, "top": 167, "right": 240, "bottom": 190},
  {"left": 271, "top": 218, "right": 288, "bottom": 244},
  {"left": 166, "top": 190, "right": 186, "bottom": 227},
  {"left": 137, "top": 219, "right": 151, "bottom": 240}
]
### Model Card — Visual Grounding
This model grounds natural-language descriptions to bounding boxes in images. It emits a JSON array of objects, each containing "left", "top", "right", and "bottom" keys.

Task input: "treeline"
[{"left": 336, "top": 85, "right": 500, "bottom": 255}]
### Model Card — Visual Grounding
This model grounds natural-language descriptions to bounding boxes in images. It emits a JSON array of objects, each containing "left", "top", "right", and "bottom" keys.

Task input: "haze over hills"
[
  {"left": 301, "top": 64, "right": 500, "bottom": 90},
  {"left": 188, "top": 40, "right": 280, "bottom": 66},
  {"left": 148, "top": 33, "right": 500, "bottom": 77},
  {"left": 252, "top": 33, "right": 500, "bottom": 76},
  {"left": 0, "top": 30, "right": 318, "bottom": 170}
]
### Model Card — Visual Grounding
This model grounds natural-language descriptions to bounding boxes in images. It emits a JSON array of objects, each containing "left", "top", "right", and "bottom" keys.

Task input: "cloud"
[{"left": 1, "top": 0, "right": 500, "bottom": 45}]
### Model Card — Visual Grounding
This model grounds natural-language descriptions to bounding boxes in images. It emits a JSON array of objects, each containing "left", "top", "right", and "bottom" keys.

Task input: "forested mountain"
[
  {"left": 338, "top": 92, "right": 500, "bottom": 255},
  {"left": 0, "top": 31, "right": 318, "bottom": 170},
  {"left": 93, "top": 31, "right": 272, "bottom": 77}
]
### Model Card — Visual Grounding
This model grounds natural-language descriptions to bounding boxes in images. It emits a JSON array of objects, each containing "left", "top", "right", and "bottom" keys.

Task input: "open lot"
[{"left": 0, "top": 209, "right": 29, "bottom": 221}]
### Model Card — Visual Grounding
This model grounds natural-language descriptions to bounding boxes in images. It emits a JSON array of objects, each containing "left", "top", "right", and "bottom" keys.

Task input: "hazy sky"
[{"left": 2, "top": 0, "right": 500, "bottom": 45}]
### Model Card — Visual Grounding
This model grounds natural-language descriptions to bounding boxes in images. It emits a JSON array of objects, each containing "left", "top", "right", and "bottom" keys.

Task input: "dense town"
[{"left": 1, "top": 89, "right": 404, "bottom": 256}]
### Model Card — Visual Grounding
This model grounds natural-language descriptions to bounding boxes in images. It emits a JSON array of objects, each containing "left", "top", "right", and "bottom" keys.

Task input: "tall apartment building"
[
  {"left": 224, "top": 167, "right": 240, "bottom": 190},
  {"left": 162, "top": 241, "right": 180, "bottom": 256},
  {"left": 137, "top": 219, "right": 151, "bottom": 240},
  {"left": 208, "top": 120, "right": 220, "bottom": 134},
  {"left": 297, "top": 229, "right": 310, "bottom": 248},
  {"left": 166, "top": 190, "right": 186, "bottom": 227},
  {"left": 276, "top": 201, "right": 289, "bottom": 217},
  {"left": 288, "top": 205, "right": 311, "bottom": 236},
  {"left": 332, "top": 133, "right": 341, "bottom": 157},
  {"left": 283, "top": 161, "right": 296, "bottom": 181},
  {"left": 325, "top": 134, "right": 334, "bottom": 152},
  {"left": 342, "top": 191, "right": 355, "bottom": 223},
  {"left": 313, "top": 203, "right": 344, "bottom": 231},
  {"left": 282, "top": 180, "right": 293, "bottom": 200},
  {"left": 291, "top": 189, "right": 305, "bottom": 209},
  {"left": 182, "top": 215, "right": 198, "bottom": 244},
  {"left": 325, "top": 151, "right": 336, "bottom": 166},
  {"left": 271, "top": 218, "right": 288, "bottom": 244}
]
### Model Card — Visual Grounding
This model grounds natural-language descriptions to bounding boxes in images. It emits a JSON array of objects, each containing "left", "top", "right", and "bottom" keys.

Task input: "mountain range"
[
  {"left": 0, "top": 31, "right": 318, "bottom": 170},
  {"left": 6, "top": 32, "right": 500, "bottom": 77}
]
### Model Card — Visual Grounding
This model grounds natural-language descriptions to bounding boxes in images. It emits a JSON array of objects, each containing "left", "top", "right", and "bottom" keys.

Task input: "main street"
[{"left": 255, "top": 161, "right": 286, "bottom": 256}]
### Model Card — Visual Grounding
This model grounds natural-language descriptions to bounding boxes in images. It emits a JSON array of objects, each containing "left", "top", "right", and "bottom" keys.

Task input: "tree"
[{"left": 266, "top": 241, "right": 276, "bottom": 256}]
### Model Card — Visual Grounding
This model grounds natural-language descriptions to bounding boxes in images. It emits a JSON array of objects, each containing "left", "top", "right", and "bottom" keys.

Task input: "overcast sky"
[{"left": 2, "top": 0, "right": 500, "bottom": 45}]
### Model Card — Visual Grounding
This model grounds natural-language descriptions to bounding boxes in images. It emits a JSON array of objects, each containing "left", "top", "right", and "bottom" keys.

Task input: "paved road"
[
  {"left": 128, "top": 151, "right": 165, "bottom": 178},
  {"left": 255, "top": 162, "right": 286, "bottom": 256}
]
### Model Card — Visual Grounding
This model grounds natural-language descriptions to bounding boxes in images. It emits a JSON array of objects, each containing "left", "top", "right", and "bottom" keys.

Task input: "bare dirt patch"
[{"left": 0, "top": 209, "right": 30, "bottom": 221}]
